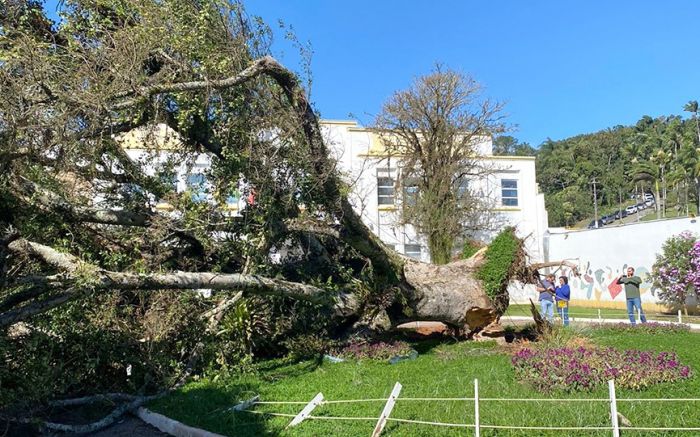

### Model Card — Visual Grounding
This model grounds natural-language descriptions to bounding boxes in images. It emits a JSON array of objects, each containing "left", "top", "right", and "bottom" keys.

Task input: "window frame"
[
  {"left": 404, "top": 243, "right": 422, "bottom": 259},
  {"left": 377, "top": 167, "right": 396, "bottom": 205},
  {"left": 501, "top": 178, "right": 519, "bottom": 207}
]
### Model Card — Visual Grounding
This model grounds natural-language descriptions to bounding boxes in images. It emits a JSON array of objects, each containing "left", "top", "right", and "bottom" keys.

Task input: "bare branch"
[
  {"left": 285, "top": 218, "right": 340, "bottom": 239},
  {"left": 15, "top": 177, "right": 152, "bottom": 227},
  {"left": 110, "top": 56, "right": 282, "bottom": 110},
  {"left": 0, "top": 291, "right": 76, "bottom": 328}
]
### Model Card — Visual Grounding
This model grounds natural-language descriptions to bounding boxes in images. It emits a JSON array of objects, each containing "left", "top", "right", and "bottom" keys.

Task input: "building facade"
[
  {"left": 322, "top": 120, "right": 548, "bottom": 263},
  {"left": 115, "top": 121, "right": 548, "bottom": 263}
]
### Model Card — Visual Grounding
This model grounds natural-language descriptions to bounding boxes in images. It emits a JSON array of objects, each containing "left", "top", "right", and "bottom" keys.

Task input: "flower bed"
[
  {"left": 332, "top": 340, "right": 415, "bottom": 361},
  {"left": 512, "top": 346, "right": 692, "bottom": 392},
  {"left": 605, "top": 322, "right": 691, "bottom": 333}
]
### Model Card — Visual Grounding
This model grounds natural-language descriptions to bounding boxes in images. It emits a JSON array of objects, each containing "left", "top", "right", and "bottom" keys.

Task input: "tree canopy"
[{"left": 373, "top": 66, "right": 506, "bottom": 264}]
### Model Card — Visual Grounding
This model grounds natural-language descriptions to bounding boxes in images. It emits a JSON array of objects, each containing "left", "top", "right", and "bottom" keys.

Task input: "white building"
[
  {"left": 322, "top": 120, "right": 548, "bottom": 263},
  {"left": 114, "top": 121, "right": 548, "bottom": 263}
]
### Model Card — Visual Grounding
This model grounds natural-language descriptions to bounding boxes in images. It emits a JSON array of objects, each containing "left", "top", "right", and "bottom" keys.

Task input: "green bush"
[
  {"left": 460, "top": 239, "right": 483, "bottom": 259},
  {"left": 477, "top": 227, "right": 521, "bottom": 313}
]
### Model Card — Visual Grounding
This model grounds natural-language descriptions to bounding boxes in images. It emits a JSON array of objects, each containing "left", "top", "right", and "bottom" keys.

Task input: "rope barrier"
[
  {"left": 238, "top": 380, "right": 700, "bottom": 434},
  {"left": 386, "top": 417, "right": 472, "bottom": 428},
  {"left": 320, "top": 399, "right": 388, "bottom": 404},
  {"left": 239, "top": 410, "right": 700, "bottom": 432},
  {"left": 622, "top": 426, "right": 700, "bottom": 431},
  {"left": 480, "top": 425, "right": 612, "bottom": 430},
  {"left": 240, "top": 410, "right": 296, "bottom": 418},
  {"left": 307, "top": 415, "right": 377, "bottom": 421},
  {"left": 253, "top": 400, "right": 308, "bottom": 405},
  {"left": 256, "top": 397, "right": 700, "bottom": 404}
]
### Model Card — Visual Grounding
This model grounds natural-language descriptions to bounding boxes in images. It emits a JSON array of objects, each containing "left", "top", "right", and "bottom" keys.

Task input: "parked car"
[
  {"left": 601, "top": 214, "right": 615, "bottom": 225},
  {"left": 644, "top": 199, "right": 654, "bottom": 207},
  {"left": 636, "top": 203, "right": 646, "bottom": 210},
  {"left": 625, "top": 205, "right": 638, "bottom": 214},
  {"left": 643, "top": 192, "right": 654, "bottom": 202},
  {"left": 587, "top": 219, "right": 604, "bottom": 229}
]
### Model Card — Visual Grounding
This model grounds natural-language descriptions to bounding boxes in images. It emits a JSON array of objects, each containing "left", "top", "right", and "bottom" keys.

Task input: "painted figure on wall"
[{"left": 569, "top": 262, "right": 658, "bottom": 302}]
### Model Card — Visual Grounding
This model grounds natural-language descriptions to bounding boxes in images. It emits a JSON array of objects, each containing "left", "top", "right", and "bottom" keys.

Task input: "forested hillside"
[{"left": 530, "top": 103, "right": 700, "bottom": 227}]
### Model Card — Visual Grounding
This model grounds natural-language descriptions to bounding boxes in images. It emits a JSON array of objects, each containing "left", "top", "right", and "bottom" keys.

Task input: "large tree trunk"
[
  {"left": 2, "top": 236, "right": 502, "bottom": 332},
  {"left": 400, "top": 254, "right": 495, "bottom": 328}
]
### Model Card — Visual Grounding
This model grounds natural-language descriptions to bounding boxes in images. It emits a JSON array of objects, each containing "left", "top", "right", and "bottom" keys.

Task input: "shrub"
[
  {"left": 512, "top": 346, "right": 692, "bottom": 392},
  {"left": 332, "top": 340, "right": 414, "bottom": 361},
  {"left": 460, "top": 239, "right": 483, "bottom": 259},
  {"left": 477, "top": 227, "right": 521, "bottom": 314},
  {"left": 604, "top": 322, "right": 691, "bottom": 334},
  {"left": 284, "top": 334, "right": 334, "bottom": 360},
  {"left": 651, "top": 231, "right": 700, "bottom": 307}
]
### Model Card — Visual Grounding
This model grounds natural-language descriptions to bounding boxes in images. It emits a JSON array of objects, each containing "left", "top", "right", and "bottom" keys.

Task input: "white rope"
[
  {"left": 253, "top": 400, "right": 308, "bottom": 405},
  {"left": 622, "top": 426, "right": 700, "bottom": 431},
  {"left": 480, "top": 425, "right": 612, "bottom": 430},
  {"left": 386, "top": 417, "right": 473, "bottom": 428},
  {"left": 239, "top": 410, "right": 296, "bottom": 418},
  {"left": 618, "top": 398, "right": 700, "bottom": 402},
  {"left": 256, "top": 397, "right": 700, "bottom": 404},
  {"left": 306, "top": 415, "right": 377, "bottom": 421},
  {"left": 480, "top": 398, "right": 608, "bottom": 402},
  {"left": 238, "top": 409, "right": 700, "bottom": 431},
  {"left": 320, "top": 398, "right": 387, "bottom": 404}
]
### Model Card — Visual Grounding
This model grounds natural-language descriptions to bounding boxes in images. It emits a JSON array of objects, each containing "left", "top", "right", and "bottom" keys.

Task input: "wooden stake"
[
  {"left": 608, "top": 380, "right": 619, "bottom": 437},
  {"left": 474, "top": 379, "right": 480, "bottom": 437},
  {"left": 371, "top": 382, "right": 402, "bottom": 437},
  {"left": 287, "top": 392, "right": 324, "bottom": 428}
]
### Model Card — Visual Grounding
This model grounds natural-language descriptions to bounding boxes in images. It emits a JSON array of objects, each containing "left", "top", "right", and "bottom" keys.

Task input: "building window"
[
  {"left": 226, "top": 189, "right": 240, "bottom": 205},
  {"left": 404, "top": 244, "right": 422, "bottom": 259},
  {"left": 501, "top": 179, "right": 518, "bottom": 206},
  {"left": 186, "top": 173, "right": 208, "bottom": 202},
  {"left": 456, "top": 178, "right": 470, "bottom": 199},
  {"left": 377, "top": 168, "right": 395, "bottom": 205},
  {"left": 403, "top": 176, "right": 419, "bottom": 206}
]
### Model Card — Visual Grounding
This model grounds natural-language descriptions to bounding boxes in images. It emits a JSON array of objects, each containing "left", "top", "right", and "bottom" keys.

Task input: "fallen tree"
[{"left": 0, "top": 0, "right": 558, "bottom": 431}]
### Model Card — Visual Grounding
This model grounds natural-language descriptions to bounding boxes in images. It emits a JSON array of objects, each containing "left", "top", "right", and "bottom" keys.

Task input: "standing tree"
[
  {"left": 373, "top": 66, "right": 506, "bottom": 264},
  {"left": 493, "top": 135, "right": 536, "bottom": 156},
  {"left": 684, "top": 100, "right": 700, "bottom": 143}
]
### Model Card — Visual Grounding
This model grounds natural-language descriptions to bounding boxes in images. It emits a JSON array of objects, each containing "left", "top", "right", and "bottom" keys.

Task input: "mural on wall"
[{"left": 560, "top": 262, "right": 658, "bottom": 301}]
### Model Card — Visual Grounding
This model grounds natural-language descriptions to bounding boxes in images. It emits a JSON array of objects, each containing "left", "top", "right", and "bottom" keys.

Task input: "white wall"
[
  {"left": 509, "top": 217, "right": 700, "bottom": 306},
  {"left": 323, "top": 120, "right": 548, "bottom": 263}
]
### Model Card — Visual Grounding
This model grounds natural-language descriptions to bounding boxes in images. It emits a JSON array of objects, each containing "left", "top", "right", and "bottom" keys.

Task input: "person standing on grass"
[
  {"left": 617, "top": 267, "right": 647, "bottom": 324},
  {"left": 555, "top": 276, "right": 571, "bottom": 326},
  {"left": 537, "top": 274, "right": 556, "bottom": 322}
]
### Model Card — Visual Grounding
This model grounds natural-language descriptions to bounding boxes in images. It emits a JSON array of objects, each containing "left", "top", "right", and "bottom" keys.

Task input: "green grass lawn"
[{"left": 149, "top": 328, "right": 700, "bottom": 436}]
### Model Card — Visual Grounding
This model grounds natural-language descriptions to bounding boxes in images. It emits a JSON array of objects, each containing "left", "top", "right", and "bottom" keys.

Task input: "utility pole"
[
  {"left": 591, "top": 177, "right": 599, "bottom": 228},
  {"left": 618, "top": 188, "right": 623, "bottom": 223}
]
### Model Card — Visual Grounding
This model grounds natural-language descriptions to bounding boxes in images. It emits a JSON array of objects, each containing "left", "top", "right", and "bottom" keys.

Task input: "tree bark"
[{"left": 400, "top": 255, "right": 495, "bottom": 328}]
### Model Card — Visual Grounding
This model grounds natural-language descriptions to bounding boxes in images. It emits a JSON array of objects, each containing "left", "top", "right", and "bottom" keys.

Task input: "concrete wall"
[{"left": 510, "top": 217, "right": 700, "bottom": 309}]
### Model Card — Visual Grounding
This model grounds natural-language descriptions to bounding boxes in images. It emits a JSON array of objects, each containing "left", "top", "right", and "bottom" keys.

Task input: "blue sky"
[{"left": 43, "top": 1, "right": 700, "bottom": 147}]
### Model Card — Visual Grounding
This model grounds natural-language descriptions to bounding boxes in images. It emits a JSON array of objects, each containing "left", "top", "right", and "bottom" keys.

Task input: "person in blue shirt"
[
  {"left": 555, "top": 276, "right": 571, "bottom": 326},
  {"left": 537, "top": 274, "right": 556, "bottom": 322}
]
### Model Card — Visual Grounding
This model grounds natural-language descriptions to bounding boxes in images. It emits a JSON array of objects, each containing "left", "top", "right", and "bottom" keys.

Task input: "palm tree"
[
  {"left": 684, "top": 100, "right": 700, "bottom": 144},
  {"left": 650, "top": 150, "right": 672, "bottom": 218},
  {"left": 631, "top": 159, "right": 661, "bottom": 219}
]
